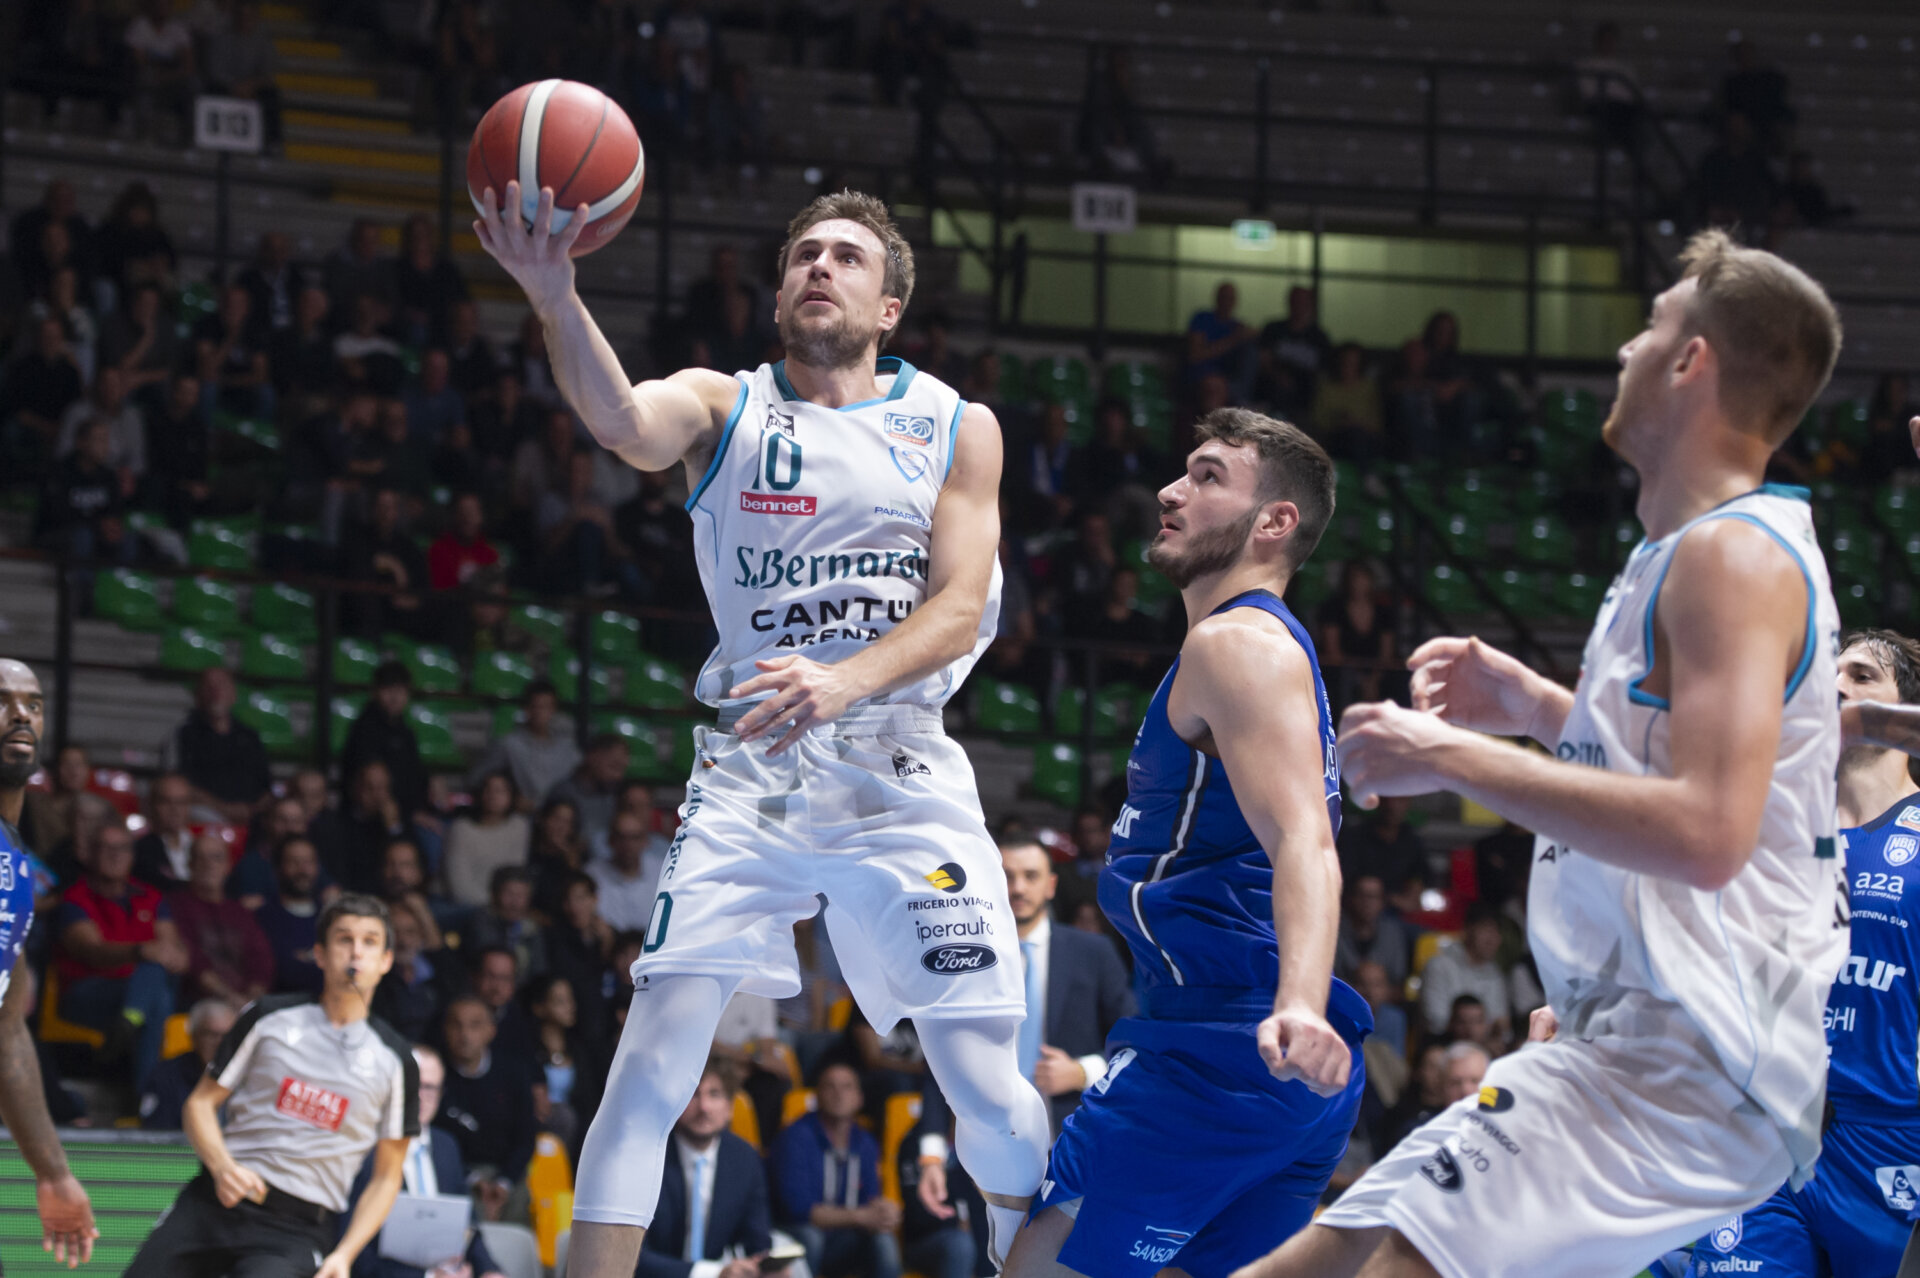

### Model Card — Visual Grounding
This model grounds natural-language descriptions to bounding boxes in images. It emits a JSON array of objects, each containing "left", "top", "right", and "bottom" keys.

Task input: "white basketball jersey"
[
  {"left": 1530, "top": 485, "right": 1849, "bottom": 1181},
  {"left": 685, "top": 357, "right": 1000, "bottom": 709}
]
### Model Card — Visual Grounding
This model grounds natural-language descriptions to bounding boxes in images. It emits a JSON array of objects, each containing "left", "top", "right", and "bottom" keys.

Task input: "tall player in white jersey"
[
  {"left": 1235, "top": 230, "right": 1848, "bottom": 1278},
  {"left": 474, "top": 183, "right": 1048, "bottom": 1278}
]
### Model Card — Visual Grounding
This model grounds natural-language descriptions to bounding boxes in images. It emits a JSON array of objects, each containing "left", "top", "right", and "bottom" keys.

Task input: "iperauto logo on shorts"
[
  {"left": 922, "top": 943, "right": 997, "bottom": 974},
  {"left": 740, "top": 491, "right": 817, "bottom": 517}
]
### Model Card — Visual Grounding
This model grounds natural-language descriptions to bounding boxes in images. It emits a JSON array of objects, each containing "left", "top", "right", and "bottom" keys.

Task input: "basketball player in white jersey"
[
  {"left": 1233, "top": 230, "right": 1848, "bottom": 1278},
  {"left": 474, "top": 182, "right": 1048, "bottom": 1278}
]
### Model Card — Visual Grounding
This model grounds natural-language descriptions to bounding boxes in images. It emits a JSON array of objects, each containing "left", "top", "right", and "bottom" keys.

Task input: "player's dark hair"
[
  {"left": 1842, "top": 628, "right": 1920, "bottom": 706},
  {"left": 319, "top": 893, "right": 393, "bottom": 951},
  {"left": 1191, "top": 408, "right": 1337, "bottom": 570}
]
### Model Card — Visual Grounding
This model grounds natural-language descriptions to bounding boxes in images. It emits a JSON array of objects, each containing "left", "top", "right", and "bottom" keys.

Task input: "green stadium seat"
[
  {"left": 623, "top": 657, "right": 687, "bottom": 710},
  {"left": 1491, "top": 569, "right": 1551, "bottom": 619},
  {"left": 1829, "top": 399, "right": 1871, "bottom": 449},
  {"left": 997, "top": 353, "right": 1028, "bottom": 405},
  {"left": 511, "top": 603, "right": 569, "bottom": 649},
  {"left": 407, "top": 702, "right": 464, "bottom": 769},
  {"left": 1516, "top": 516, "right": 1577, "bottom": 569},
  {"left": 1030, "top": 741, "right": 1082, "bottom": 808},
  {"left": 234, "top": 689, "right": 302, "bottom": 756},
  {"left": 252, "top": 583, "right": 316, "bottom": 637},
  {"left": 159, "top": 627, "right": 227, "bottom": 672},
  {"left": 1353, "top": 505, "right": 1396, "bottom": 557},
  {"left": 473, "top": 650, "right": 536, "bottom": 700},
  {"left": 95, "top": 570, "right": 165, "bottom": 632},
  {"left": 403, "top": 642, "right": 463, "bottom": 694},
  {"left": 1827, "top": 526, "right": 1876, "bottom": 585},
  {"left": 1612, "top": 519, "right": 1643, "bottom": 556},
  {"left": 551, "top": 655, "right": 614, "bottom": 705},
  {"left": 1056, "top": 685, "right": 1134, "bottom": 739},
  {"left": 172, "top": 576, "right": 244, "bottom": 634},
  {"left": 592, "top": 610, "right": 642, "bottom": 661},
  {"left": 1541, "top": 388, "right": 1600, "bottom": 435},
  {"left": 1875, "top": 487, "right": 1920, "bottom": 536},
  {"left": 1441, "top": 514, "right": 1488, "bottom": 560},
  {"left": 669, "top": 721, "right": 700, "bottom": 777},
  {"left": 593, "top": 713, "right": 665, "bottom": 779},
  {"left": 1104, "top": 359, "right": 1167, "bottom": 398},
  {"left": 330, "top": 695, "right": 365, "bottom": 753},
  {"left": 974, "top": 679, "right": 1042, "bottom": 735},
  {"left": 186, "top": 520, "right": 252, "bottom": 571},
  {"left": 334, "top": 637, "right": 380, "bottom": 685},
  {"left": 1029, "top": 355, "right": 1090, "bottom": 404},
  {"left": 1120, "top": 540, "right": 1179, "bottom": 612},
  {"left": 1285, "top": 559, "right": 1330, "bottom": 615},
  {"left": 214, "top": 413, "right": 282, "bottom": 452},
  {"left": 1551, "top": 572, "right": 1607, "bottom": 619},
  {"left": 1128, "top": 397, "right": 1173, "bottom": 452},
  {"left": 240, "top": 631, "right": 307, "bottom": 680},
  {"left": 1425, "top": 564, "right": 1478, "bottom": 618},
  {"left": 1836, "top": 580, "right": 1876, "bottom": 628}
]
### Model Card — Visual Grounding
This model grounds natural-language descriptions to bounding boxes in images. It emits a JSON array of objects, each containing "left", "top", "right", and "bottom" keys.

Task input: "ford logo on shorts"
[{"left": 921, "top": 944, "right": 997, "bottom": 974}]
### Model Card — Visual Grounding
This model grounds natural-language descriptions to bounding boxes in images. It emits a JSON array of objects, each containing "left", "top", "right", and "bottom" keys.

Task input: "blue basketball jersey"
[
  {"left": 1828, "top": 796, "right": 1920, "bottom": 1123},
  {"left": 1099, "top": 589, "right": 1365, "bottom": 1028},
  {"left": 0, "top": 820, "right": 38, "bottom": 1001}
]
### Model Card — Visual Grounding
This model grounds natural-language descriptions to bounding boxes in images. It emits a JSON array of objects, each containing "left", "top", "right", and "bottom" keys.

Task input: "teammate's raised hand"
[
  {"left": 1257, "top": 1006, "right": 1350, "bottom": 1097},
  {"left": 1407, "top": 635, "right": 1565, "bottom": 742},
  {"left": 472, "top": 180, "right": 590, "bottom": 315},
  {"left": 1337, "top": 700, "right": 1461, "bottom": 810}
]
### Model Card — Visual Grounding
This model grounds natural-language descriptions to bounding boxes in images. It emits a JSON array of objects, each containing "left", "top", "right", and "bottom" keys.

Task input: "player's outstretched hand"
[
  {"left": 1337, "top": 700, "right": 1458, "bottom": 811},
  {"left": 36, "top": 1173, "right": 96, "bottom": 1267},
  {"left": 472, "top": 180, "right": 590, "bottom": 315},
  {"left": 730, "top": 656, "right": 859, "bottom": 755},
  {"left": 1407, "top": 635, "right": 1550, "bottom": 738},
  {"left": 1258, "top": 1006, "right": 1350, "bottom": 1097},
  {"left": 916, "top": 1159, "right": 957, "bottom": 1220},
  {"left": 1527, "top": 1006, "right": 1559, "bottom": 1044}
]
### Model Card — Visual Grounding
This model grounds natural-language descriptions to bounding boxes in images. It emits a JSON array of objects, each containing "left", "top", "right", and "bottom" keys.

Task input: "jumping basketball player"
[
  {"left": 475, "top": 183, "right": 1048, "bottom": 1278},
  {"left": 1002, "top": 410, "right": 1368, "bottom": 1278},
  {"left": 1236, "top": 230, "right": 1848, "bottom": 1278}
]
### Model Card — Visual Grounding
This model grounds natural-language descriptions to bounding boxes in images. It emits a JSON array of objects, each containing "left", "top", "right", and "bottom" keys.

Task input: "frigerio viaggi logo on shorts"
[
  {"left": 921, "top": 943, "right": 997, "bottom": 974},
  {"left": 740, "top": 491, "right": 817, "bottom": 517}
]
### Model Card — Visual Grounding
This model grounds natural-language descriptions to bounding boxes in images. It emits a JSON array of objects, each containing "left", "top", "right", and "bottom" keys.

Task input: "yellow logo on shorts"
[
  {"left": 924, "top": 863, "right": 967, "bottom": 892},
  {"left": 1477, "top": 1086, "right": 1515, "bottom": 1113}
]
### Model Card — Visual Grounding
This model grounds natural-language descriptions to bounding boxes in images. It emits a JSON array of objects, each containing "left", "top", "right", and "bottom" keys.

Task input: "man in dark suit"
[
  {"left": 912, "top": 835, "right": 1136, "bottom": 1271},
  {"left": 347, "top": 1044, "right": 505, "bottom": 1278},
  {"left": 639, "top": 1057, "right": 780, "bottom": 1278}
]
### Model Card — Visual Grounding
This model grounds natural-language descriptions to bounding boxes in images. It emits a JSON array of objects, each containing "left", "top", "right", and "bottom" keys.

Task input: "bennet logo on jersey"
[
  {"left": 1707, "top": 1217, "right": 1742, "bottom": 1254},
  {"left": 1417, "top": 1147, "right": 1464, "bottom": 1194},
  {"left": 921, "top": 943, "right": 997, "bottom": 974},
  {"left": 740, "top": 492, "right": 817, "bottom": 517},
  {"left": 925, "top": 863, "right": 968, "bottom": 892},
  {"left": 1887, "top": 834, "right": 1919, "bottom": 867},
  {"left": 276, "top": 1078, "right": 349, "bottom": 1131},
  {"left": 1837, "top": 956, "right": 1907, "bottom": 991},
  {"left": 1877, "top": 1165, "right": 1920, "bottom": 1211},
  {"left": 1896, "top": 806, "right": 1920, "bottom": 833},
  {"left": 884, "top": 413, "right": 936, "bottom": 446},
  {"left": 1127, "top": 1228, "right": 1191, "bottom": 1266}
]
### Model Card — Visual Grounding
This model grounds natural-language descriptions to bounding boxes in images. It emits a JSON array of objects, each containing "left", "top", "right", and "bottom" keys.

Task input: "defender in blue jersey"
[
  {"left": 1689, "top": 629, "right": 1920, "bottom": 1278},
  {"left": 0, "top": 658, "right": 97, "bottom": 1265},
  {"left": 1003, "top": 410, "right": 1370, "bottom": 1278}
]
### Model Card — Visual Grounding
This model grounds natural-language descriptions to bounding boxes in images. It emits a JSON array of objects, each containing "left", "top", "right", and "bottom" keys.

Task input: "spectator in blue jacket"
[{"left": 770, "top": 1062, "right": 901, "bottom": 1278}]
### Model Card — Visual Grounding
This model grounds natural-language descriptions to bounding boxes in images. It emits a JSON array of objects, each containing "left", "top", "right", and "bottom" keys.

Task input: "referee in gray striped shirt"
[{"left": 126, "top": 894, "right": 419, "bottom": 1278}]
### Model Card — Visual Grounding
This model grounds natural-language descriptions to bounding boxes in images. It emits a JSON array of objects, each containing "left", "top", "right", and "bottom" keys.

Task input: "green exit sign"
[{"left": 1231, "top": 219, "right": 1277, "bottom": 248}]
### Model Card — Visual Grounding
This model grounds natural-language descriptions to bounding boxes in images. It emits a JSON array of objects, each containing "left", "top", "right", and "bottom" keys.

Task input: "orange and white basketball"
[{"left": 466, "top": 79, "right": 645, "bottom": 257}]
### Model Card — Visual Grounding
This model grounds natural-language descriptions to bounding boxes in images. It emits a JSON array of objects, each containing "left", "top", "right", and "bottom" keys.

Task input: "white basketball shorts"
[
  {"left": 633, "top": 703, "right": 1024, "bottom": 1033},
  {"left": 1314, "top": 1003, "right": 1795, "bottom": 1278}
]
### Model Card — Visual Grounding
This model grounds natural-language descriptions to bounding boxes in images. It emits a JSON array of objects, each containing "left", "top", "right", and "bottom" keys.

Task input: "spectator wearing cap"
[
  {"left": 140, "top": 998, "right": 237, "bottom": 1130},
  {"left": 340, "top": 662, "right": 428, "bottom": 821},
  {"left": 167, "top": 831, "right": 273, "bottom": 1007},
  {"left": 638, "top": 1056, "right": 777, "bottom": 1278},
  {"left": 1419, "top": 903, "right": 1512, "bottom": 1043},
  {"left": 55, "top": 821, "right": 187, "bottom": 1087},
  {"left": 550, "top": 734, "right": 632, "bottom": 846},
  {"left": 469, "top": 681, "right": 580, "bottom": 811},
  {"left": 164, "top": 667, "right": 274, "bottom": 826}
]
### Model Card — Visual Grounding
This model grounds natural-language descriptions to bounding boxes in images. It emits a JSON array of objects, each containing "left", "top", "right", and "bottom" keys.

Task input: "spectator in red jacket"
[
  {"left": 427, "top": 491, "right": 500, "bottom": 591},
  {"left": 166, "top": 831, "right": 272, "bottom": 1007},
  {"left": 55, "top": 821, "right": 187, "bottom": 1087}
]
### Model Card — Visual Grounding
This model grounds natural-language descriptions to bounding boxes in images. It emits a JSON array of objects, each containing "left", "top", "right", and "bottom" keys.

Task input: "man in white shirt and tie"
[
  {"left": 348, "top": 1046, "right": 506, "bottom": 1278},
  {"left": 639, "top": 1057, "right": 784, "bottom": 1278}
]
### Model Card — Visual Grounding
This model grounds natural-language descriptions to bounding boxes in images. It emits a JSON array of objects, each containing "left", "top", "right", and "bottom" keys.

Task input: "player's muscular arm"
[
  {"left": 732, "top": 404, "right": 1003, "bottom": 752},
  {"left": 1342, "top": 519, "right": 1806, "bottom": 891},
  {"left": 1844, "top": 700, "right": 1920, "bottom": 756},
  {"left": 1172, "top": 616, "right": 1350, "bottom": 1098},
  {"left": 0, "top": 956, "right": 94, "bottom": 1266},
  {"left": 472, "top": 181, "right": 731, "bottom": 472}
]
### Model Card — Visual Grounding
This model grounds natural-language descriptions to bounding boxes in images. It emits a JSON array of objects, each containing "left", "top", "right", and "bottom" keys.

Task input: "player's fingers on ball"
[
  {"left": 562, "top": 204, "right": 591, "bottom": 249},
  {"left": 534, "top": 186, "right": 555, "bottom": 242}
]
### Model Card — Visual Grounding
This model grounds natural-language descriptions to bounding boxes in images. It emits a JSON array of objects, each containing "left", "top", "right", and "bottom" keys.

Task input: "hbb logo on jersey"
[
  {"left": 276, "top": 1077, "right": 349, "bottom": 1131},
  {"left": 740, "top": 492, "right": 817, "bottom": 517}
]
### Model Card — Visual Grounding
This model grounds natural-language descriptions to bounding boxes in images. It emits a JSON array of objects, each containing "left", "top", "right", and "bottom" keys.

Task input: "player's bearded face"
[
  {"left": 1148, "top": 502, "right": 1258, "bottom": 588},
  {"left": 0, "top": 676, "right": 43, "bottom": 789},
  {"left": 779, "top": 292, "right": 870, "bottom": 369}
]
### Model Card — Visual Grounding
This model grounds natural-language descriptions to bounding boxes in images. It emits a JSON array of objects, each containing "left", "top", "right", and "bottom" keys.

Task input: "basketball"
[{"left": 466, "top": 79, "right": 644, "bottom": 256}]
